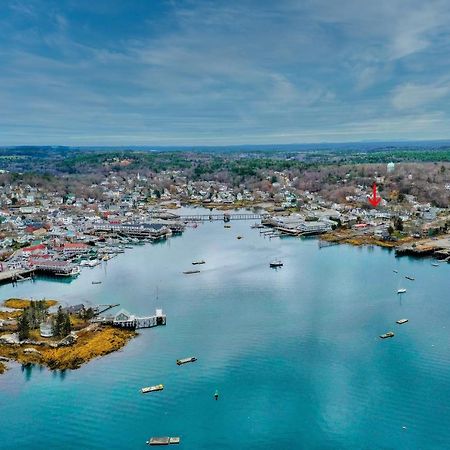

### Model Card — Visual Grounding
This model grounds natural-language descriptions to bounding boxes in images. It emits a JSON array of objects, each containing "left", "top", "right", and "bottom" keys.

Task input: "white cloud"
[{"left": 391, "top": 82, "right": 450, "bottom": 110}]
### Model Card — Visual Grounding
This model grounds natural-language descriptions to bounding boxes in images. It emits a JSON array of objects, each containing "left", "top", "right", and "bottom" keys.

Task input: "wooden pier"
[
  {"left": 173, "top": 213, "right": 269, "bottom": 222},
  {"left": 0, "top": 268, "right": 35, "bottom": 285}
]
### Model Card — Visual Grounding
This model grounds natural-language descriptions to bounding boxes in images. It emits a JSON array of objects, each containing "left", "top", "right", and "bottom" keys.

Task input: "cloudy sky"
[{"left": 1, "top": 0, "right": 450, "bottom": 146}]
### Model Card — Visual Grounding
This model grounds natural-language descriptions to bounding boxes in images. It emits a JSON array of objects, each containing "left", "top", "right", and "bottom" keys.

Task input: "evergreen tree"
[
  {"left": 62, "top": 314, "right": 72, "bottom": 337},
  {"left": 18, "top": 313, "right": 30, "bottom": 341},
  {"left": 53, "top": 306, "right": 65, "bottom": 337}
]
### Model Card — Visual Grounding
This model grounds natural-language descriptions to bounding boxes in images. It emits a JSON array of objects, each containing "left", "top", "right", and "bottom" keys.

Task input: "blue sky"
[{"left": 1, "top": 0, "right": 450, "bottom": 146}]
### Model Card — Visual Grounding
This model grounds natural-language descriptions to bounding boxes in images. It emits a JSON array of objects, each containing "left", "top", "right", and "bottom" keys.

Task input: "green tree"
[
  {"left": 53, "top": 306, "right": 65, "bottom": 337},
  {"left": 394, "top": 217, "right": 404, "bottom": 231},
  {"left": 18, "top": 313, "right": 30, "bottom": 341},
  {"left": 62, "top": 314, "right": 72, "bottom": 337}
]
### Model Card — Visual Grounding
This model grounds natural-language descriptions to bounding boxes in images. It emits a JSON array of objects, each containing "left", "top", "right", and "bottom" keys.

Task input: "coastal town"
[
  {"left": 0, "top": 157, "right": 449, "bottom": 375},
  {"left": 0, "top": 159, "right": 449, "bottom": 283}
]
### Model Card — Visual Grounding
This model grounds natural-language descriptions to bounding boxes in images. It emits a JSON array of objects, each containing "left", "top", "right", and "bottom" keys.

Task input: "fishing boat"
[
  {"left": 183, "top": 270, "right": 200, "bottom": 274},
  {"left": 176, "top": 356, "right": 197, "bottom": 365},
  {"left": 397, "top": 288, "right": 407, "bottom": 294},
  {"left": 141, "top": 384, "right": 164, "bottom": 394},
  {"left": 396, "top": 319, "right": 409, "bottom": 324},
  {"left": 192, "top": 260, "right": 205, "bottom": 265},
  {"left": 380, "top": 332, "right": 394, "bottom": 339},
  {"left": 270, "top": 260, "right": 283, "bottom": 268}
]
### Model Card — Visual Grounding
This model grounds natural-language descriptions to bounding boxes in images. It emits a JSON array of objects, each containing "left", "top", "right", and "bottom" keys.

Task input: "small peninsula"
[{"left": 0, "top": 298, "right": 136, "bottom": 373}]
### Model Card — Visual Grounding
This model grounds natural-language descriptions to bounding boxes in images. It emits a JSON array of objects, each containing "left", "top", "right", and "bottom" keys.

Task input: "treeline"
[{"left": 17, "top": 303, "right": 72, "bottom": 341}]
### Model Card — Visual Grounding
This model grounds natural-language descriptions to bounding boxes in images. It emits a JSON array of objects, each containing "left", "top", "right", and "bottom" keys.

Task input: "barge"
[
  {"left": 141, "top": 384, "right": 164, "bottom": 394},
  {"left": 147, "top": 437, "right": 180, "bottom": 445}
]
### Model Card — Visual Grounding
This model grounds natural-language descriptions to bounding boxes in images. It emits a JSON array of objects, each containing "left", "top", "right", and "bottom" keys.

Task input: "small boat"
[
  {"left": 397, "top": 289, "right": 407, "bottom": 294},
  {"left": 147, "top": 437, "right": 180, "bottom": 446},
  {"left": 405, "top": 276, "right": 415, "bottom": 281},
  {"left": 92, "top": 281, "right": 102, "bottom": 285},
  {"left": 237, "top": 236, "right": 243, "bottom": 239},
  {"left": 224, "top": 225, "right": 231, "bottom": 228},
  {"left": 380, "top": 332, "right": 394, "bottom": 339},
  {"left": 396, "top": 319, "right": 409, "bottom": 324},
  {"left": 270, "top": 260, "right": 283, "bottom": 268},
  {"left": 176, "top": 356, "right": 197, "bottom": 365},
  {"left": 183, "top": 270, "right": 200, "bottom": 274},
  {"left": 432, "top": 263, "right": 439, "bottom": 267},
  {"left": 393, "top": 270, "right": 398, "bottom": 273},
  {"left": 214, "top": 389, "right": 219, "bottom": 400},
  {"left": 192, "top": 260, "right": 205, "bottom": 265},
  {"left": 141, "top": 384, "right": 164, "bottom": 394}
]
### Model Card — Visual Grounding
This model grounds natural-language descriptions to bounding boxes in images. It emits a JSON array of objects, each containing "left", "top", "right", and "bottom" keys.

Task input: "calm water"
[{"left": 1, "top": 214, "right": 450, "bottom": 449}]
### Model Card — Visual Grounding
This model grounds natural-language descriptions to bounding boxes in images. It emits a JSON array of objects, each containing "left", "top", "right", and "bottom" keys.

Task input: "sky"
[{"left": 1, "top": 0, "right": 450, "bottom": 146}]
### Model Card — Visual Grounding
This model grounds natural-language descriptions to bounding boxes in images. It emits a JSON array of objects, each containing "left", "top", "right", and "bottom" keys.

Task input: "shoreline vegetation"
[{"left": 0, "top": 298, "right": 136, "bottom": 373}]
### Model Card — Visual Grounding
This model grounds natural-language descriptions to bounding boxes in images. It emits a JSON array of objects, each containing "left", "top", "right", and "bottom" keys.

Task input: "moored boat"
[
  {"left": 141, "top": 384, "right": 164, "bottom": 394},
  {"left": 270, "top": 260, "right": 283, "bottom": 268},
  {"left": 380, "top": 332, "right": 394, "bottom": 339},
  {"left": 176, "top": 356, "right": 197, "bottom": 365}
]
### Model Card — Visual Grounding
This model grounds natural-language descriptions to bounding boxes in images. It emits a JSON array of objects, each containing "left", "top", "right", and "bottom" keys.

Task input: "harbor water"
[{"left": 1, "top": 215, "right": 450, "bottom": 449}]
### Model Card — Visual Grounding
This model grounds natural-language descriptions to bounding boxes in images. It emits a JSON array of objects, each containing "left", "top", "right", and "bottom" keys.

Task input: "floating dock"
[
  {"left": 147, "top": 437, "right": 180, "bottom": 445},
  {"left": 176, "top": 356, "right": 197, "bottom": 365}
]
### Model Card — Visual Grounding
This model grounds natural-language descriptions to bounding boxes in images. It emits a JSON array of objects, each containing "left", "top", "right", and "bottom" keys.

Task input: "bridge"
[{"left": 174, "top": 213, "right": 270, "bottom": 222}]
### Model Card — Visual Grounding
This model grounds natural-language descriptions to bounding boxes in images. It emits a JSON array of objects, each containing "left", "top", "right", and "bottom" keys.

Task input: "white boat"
[
  {"left": 397, "top": 288, "right": 407, "bottom": 294},
  {"left": 87, "top": 259, "right": 99, "bottom": 268}
]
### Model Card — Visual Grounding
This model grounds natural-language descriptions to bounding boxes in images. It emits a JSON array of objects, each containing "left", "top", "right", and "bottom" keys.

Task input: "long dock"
[{"left": 166, "top": 213, "right": 269, "bottom": 222}]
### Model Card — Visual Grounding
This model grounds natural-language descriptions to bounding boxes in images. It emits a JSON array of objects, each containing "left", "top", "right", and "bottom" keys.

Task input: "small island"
[{"left": 0, "top": 298, "right": 136, "bottom": 374}]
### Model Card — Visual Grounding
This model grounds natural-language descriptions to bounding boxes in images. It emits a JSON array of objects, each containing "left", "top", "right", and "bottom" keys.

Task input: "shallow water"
[{"left": 1, "top": 217, "right": 450, "bottom": 449}]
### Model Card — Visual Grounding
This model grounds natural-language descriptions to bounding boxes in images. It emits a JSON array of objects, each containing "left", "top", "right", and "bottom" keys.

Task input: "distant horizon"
[{"left": 2, "top": 138, "right": 450, "bottom": 151}]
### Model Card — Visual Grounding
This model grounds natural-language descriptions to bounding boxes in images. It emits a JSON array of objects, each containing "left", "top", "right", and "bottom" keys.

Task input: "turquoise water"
[{"left": 1, "top": 217, "right": 450, "bottom": 449}]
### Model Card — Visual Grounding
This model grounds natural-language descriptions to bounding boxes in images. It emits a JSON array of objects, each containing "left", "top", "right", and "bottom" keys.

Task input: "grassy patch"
[
  {"left": 3, "top": 298, "right": 58, "bottom": 309},
  {"left": 0, "top": 326, "right": 136, "bottom": 372}
]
